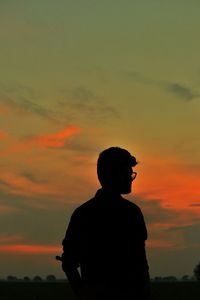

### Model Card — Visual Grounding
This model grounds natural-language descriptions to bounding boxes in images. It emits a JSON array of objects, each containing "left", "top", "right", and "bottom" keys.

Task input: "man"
[{"left": 58, "top": 147, "right": 150, "bottom": 299}]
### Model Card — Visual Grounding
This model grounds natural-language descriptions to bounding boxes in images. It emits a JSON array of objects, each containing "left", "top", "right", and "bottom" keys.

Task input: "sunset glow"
[
  {"left": 0, "top": 244, "right": 61, "bottom": 254},
  {"left": 29, "top": 126, "right": 82, "bottom": 149}
]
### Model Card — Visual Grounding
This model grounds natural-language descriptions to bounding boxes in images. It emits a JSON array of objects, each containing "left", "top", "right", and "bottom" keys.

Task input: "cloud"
[
  {"left": 0, "top": 129, "right": 7, "bottom": 139},
  {"left": 122, "top": 70, "right": 198, "bottom": 101},
  {"left": 122, "top": 70, "right": 155, "bottom": 85},
  {"left": 1, "top": 82, "right": 119, "bottom": 124},
  {"left": 64, "top": 86, "right": 97, "bottom": 102},
  {"left": 146, "top": 239, "right": 177, "bottom": 249},
  {"left": 136, "top": 198, "right": 178, "bottom": 226},
  {"left": 0, "top": 126, "right": 82, "bottom": 160},
  {"left": 0, "top": 244, "right": 61, "bottom": 254},
  {"left": 134, "top": 195, "right": 198, "bottom": 231},
  {"left": 0, "top": 83, "right": 35, "bottom": 99},
  {"left": 19, "top": 173, "right": 47, "bottom": 184},
  {"left": 134, "top": 156, "right": 200, "bottom": 211},
  {"left": 0, "top": 172, "right": 59, "bottom": 199},
  {"left": 0, "top": 189, "right": 76, "bottom": 246},
  {"left": 0, "top": 83, "right": 60, "bottom": 122},
  {"left": 0, "top": 234, "right": 24, "bottom": 243},
  {"left": 0, "top": 126, "right": 100, "bottom": 204},
  {"left": 166, "top": 223, "right": 200, "bottom": 245},
  {"left": 189, "top": 203, "right": 200, "bottom": 207},
  {"left": 0, "top": 166, "right": 91, "bottom": 205},
  {"left": 23, "top": 126, "right": 82, "bottom": 149},
  {"left": 0, "top": 204, "right": 19, "bottom": 214},
  {"left": 0, "top": 94, "right": 58, "bottom": 121},
  {"left": 131, "top": 194, "right": 200, "bottom": 250},
  {"left": 18, "top": 98, "right": 57, "bottom": 119},
  {"left": 57, "top": 86, "right": 119, "bottom": 121},
  {"left": 64, "top": 140, "right": 97, "bottom": 154},
  {"left": 163, "top": 83, "right": 197, "bottom": 101}
]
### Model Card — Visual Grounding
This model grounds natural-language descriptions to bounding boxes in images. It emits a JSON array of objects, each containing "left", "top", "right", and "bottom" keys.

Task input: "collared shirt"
[{"left": 62, "top": 188, "right": 149, "bottom": 287}]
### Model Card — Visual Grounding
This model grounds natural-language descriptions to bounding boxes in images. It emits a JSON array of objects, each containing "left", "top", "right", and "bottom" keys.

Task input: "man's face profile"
[{"left": 113, "top": 165, "right": 134, "bottom": 194}]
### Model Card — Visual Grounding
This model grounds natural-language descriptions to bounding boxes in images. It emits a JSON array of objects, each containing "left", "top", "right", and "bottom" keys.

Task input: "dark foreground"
[{"left": 0, "top": 281, "right": 200, "bottom": 300}]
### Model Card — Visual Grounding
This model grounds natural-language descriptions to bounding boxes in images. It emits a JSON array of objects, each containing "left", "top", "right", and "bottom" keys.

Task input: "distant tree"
[
  {"left": 163, "top": 276, "right": 177, "bottom": 282},
  {"left": 46, "top": 274, "right": 56, "bottom": 281},
  {"left": 181, "top": 275, "right": 189, "bottom": 281},
  {"left": 23, "top": 276, "right": 31, "bottom": 281},
  {"left": 190, "top": 276, "right": 196, "bottom": 281},
  {"left": 33, "top": 275, "right": 42, "bottom": 281},
  {"left": 194, "top": 262, "right": 200, "bottom": 281},
  {"left": 154, "top": 276, "right": 163, "bottom": 281},
  {"left": 7, "top": 275, "right": 17, "bottom": 281}
]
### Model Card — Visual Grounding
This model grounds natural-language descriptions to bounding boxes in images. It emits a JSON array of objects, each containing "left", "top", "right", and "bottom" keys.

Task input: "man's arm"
[
  {"left": 62, "top": 257, "right": 82, "bottom": 298},
  {"left": 62, "top": 212, "right": 83, "bottom": 298},
  {"left": 136, "top": 206, "right": 151, "bottom": 299}
]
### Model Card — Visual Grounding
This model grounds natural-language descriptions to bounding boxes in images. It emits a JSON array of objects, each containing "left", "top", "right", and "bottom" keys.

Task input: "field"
[{"left": 0, "top": 281, "right": 199, "bottom": 300}]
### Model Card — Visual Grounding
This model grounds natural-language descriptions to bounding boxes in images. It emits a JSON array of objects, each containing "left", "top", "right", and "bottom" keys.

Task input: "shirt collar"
[{"left": 95, "top": 188, "right": 123, "bottom": 201}]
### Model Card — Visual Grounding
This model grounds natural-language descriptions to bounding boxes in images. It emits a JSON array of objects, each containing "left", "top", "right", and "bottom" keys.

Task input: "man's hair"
[{"left": 97, "top": 147, "right": 138, "bottom": 186}]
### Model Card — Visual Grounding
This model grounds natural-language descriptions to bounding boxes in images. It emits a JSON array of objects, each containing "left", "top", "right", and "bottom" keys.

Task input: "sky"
[{"left": 0, "top": 0, "right": 200, "bottom": 279}]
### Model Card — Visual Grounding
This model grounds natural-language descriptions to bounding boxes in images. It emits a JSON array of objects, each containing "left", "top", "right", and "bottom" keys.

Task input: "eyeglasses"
[{"left": 131, "top": 172, "right": 137, "bottom": 180}]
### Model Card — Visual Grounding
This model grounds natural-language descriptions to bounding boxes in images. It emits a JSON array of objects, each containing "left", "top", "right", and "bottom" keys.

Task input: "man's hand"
[{"left": 55, "top": 255, "right": 63, "bottom": 262}]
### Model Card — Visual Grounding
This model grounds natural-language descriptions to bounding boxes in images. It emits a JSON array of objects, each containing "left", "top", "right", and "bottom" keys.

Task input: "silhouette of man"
[{"left": 58, "top": 147, "right": 150, "bottom": 299}]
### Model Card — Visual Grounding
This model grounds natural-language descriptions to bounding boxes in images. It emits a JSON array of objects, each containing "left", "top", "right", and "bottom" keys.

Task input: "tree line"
[
  {"left": 2, "top": 262, "right": 200, "bottom": 282},
  {"left": 2, "top": 275, "right": 61, "bottom": 281}
]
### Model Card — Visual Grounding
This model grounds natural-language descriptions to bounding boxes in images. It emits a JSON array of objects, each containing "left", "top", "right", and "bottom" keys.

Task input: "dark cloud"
[
  {"left": 0, "top": 82, "right": 119, "bottom": 123},
  {"left": 0, "top": 190, "right": 76, "bottom": 245},
  {"left": 63, "top": 139, "right": 99, "bottom": 154},
  {"left": 64, "top": 86, "right": 97, "bottom": 102},
  {"left": 122, "top": 70, "right": 198, "bottom": 101},
  {"left": 164, "top": 83, "right": 197, "bottom": 101},
  {"left": 0, "top": 82, "right": 36, "bottom": 100},
  {"left": 122, "top": 70, "right": 155, "bottom": 85},
  {"left": 189, "top": 203, "right": 200, "bottom": 207},
  {"left": 133, "top": 197, "right": 179, "bottom": 225},
  {"left": 20, "top": 172, "right": 47, "bottom": 184},
  {"left": 133, "top": 196, "right": 200, "bottom": 231},
  {"left": 131, "top": 196, "right": 200, "bottom": 253},
  {"left": 0, "top": 94, "right": 59, "bottom": 121},
  {"left": 0, "top": 179, "right": 11, "bottom": 188},
  {"left": 167, "top": 223, "right": 200, "bottom": 244},
  {"left": 0, "top": 83, "right": 60, "bottom": 122},
  {"left": 18, "top": 97, "right": 59, "bottom": 120},
  {"left": 57, "top": 86, "right": 119, "bottom": 121}
]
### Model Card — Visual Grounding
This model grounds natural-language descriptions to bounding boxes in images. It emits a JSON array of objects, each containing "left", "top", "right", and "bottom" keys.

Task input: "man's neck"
[{"left": 101, "top": 187, "right": 121, "bottom": 197}]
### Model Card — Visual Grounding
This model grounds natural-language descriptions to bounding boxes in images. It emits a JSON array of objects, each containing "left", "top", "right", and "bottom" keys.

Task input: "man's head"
[{"left": 97, "top": 147, "right": 138, "bottom": 194}]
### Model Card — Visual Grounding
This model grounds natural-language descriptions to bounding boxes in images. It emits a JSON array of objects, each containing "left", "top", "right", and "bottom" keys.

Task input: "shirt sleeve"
[
  {"left": 62, "top": 211, "right": 80, "bottom": 270},
  {"left": 133, "top": 205, "right": 149, "bottom": 277},
  {"left": 138, "top": 206, "right": 148, "bottom": 241}
]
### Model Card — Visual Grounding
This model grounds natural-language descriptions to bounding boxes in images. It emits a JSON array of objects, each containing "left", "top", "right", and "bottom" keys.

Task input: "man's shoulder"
[
  {"left": 71, "top": 192, "right": 143, "bottom": 219},
  {"left": 71, "top": 196, "right": 96, "bottom": 217},
  {"left": 122, "top": 197, "right": 142, "bottom": 212}
]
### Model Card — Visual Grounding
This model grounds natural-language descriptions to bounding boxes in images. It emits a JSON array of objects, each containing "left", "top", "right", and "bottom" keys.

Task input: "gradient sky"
[{"left": 0, "top": 1, "right": 200, "bottom": 279}]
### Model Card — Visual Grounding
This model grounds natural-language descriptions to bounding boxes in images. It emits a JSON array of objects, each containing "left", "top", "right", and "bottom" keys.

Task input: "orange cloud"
[
  {"left": 0, "top": 125, "right": 82, "bottom": 159},
  {"left": 0, "top": 204, "right": 19, "bottom": 214},
  {"left": 0, "top": 104, "right": 10, "bottom": 114},
  {"left": 28, "top": 126, "right": 82, "bottom": 149},
  {"left": 0, "top": 244, "right": 61, "bottom": 254},
  {"left": 0, "top": 234, "right": 24, "bottom": 243},
  {"left": 146, "top": 239, "right": 180, "bottom": 249},
  {"left": 0, "top": 129, "right": 7, "bottom": 139},
  {"left": 135, "top": 156, "right": 200, "bottom": 213},
  {"left": 0, "top": 172, "right": 60, "bottom": 198}
]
